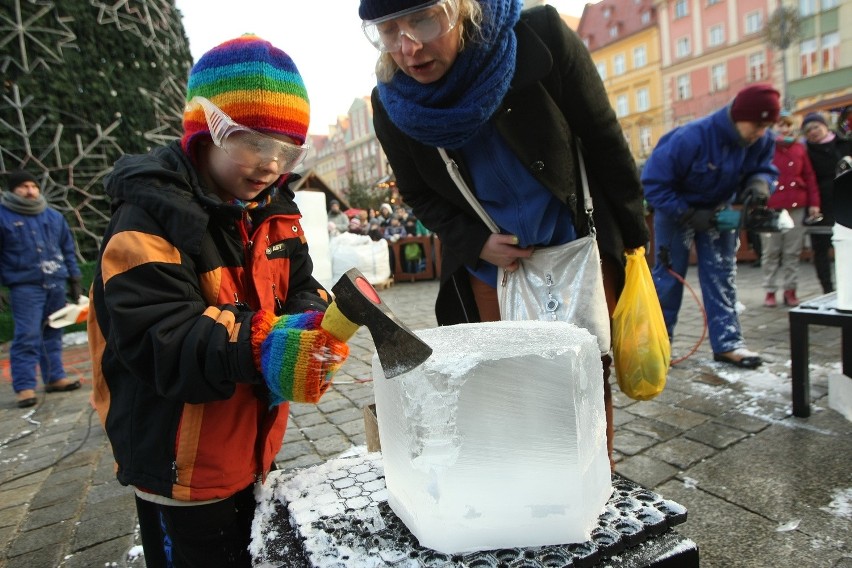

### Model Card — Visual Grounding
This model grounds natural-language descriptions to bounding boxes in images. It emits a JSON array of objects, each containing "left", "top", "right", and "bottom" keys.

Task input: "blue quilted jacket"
[
  {"left": 0, "top": 204, "right": 80, "bottom": 286},
  {"left": 641, "top": 105, "right": 778, "bottom": 218}
]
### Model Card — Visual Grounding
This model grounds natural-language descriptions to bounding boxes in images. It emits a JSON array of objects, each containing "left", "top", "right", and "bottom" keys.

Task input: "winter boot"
[
  {"left": 764, "top": 292, "right": 777, "bottom": 307},
  {"left": 783, "top": 289, "right": 800, "bottom": 307}
]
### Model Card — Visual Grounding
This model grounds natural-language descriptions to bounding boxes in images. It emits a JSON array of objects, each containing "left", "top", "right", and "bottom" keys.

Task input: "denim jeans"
[
  {"left": 9, "top": 282, "right": 67, "bottom": 392},
  {"left": 652, "top": 210, "right": 745, "bottom": 354}
]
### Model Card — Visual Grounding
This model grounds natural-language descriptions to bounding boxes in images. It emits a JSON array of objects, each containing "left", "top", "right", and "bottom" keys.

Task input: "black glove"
[
  {"left": 679, "top": 208, "right": 718, "bottom": 232},
  {"left": 68, "top": 277, "right": 82, "bottom": 302},
  {"left": 741, "top": 179, "right": 770, "bottom": 206}
]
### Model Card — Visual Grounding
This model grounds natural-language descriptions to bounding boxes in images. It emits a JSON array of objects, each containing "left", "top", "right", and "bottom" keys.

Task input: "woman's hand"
[{"left": 480, "top": 234, "right": 533, "bottom": 272}]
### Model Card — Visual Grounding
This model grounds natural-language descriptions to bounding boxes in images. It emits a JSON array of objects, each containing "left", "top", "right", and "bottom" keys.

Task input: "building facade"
[
  {"left": 300, "top": 97, "right": 392, "bottom": 199},
  {"left": 655, "top": 0, "right": 781, "bottom": 128},
  {"left": 784, "top": 0, "right": 850, "bottom": 121},
  {"left": 578, "top": 0, "right": 664, "bottom": 164}
]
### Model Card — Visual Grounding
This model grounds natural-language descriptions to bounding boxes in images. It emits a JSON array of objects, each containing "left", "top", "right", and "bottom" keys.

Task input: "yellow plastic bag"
[{"left": 612, "top": 247, "right": 670, "bottom": 400}]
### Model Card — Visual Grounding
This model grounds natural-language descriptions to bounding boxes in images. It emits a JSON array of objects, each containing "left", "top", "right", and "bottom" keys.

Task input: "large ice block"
[{"left": 372, "top": 320, "right": 612, "bottom": 554}]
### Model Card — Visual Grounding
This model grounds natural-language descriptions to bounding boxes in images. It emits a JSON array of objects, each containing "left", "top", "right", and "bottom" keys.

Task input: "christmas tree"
[{"left": 1, "top": 0, "right": 193, "bottom": 259}]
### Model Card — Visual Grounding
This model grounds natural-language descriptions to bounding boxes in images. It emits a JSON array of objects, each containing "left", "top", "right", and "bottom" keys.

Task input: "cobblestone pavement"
[{"left": 0, "top": 261, "right": 849, "bottom": 567}]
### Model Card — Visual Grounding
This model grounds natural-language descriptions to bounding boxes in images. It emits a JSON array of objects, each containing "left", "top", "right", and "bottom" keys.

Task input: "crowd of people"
[{"left": 327, "top": 200, "right": 430, "bottom": 242}]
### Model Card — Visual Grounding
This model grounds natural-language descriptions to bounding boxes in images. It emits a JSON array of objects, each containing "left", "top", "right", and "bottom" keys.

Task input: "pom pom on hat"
[
  {"left": 802, "top": 112, "right": 828, "bottom": 129},
  {"left": 6, "top": 170, "right": 38, "bottom": 192},
  {"left": 359, "top": 0, "right": 435, "bottom": 20},
  {"left": 182, "top": 34, "right": 310, "bottom": 155},
  {"left": 730, "top": 84, "right": 781, "bottom": 123}
]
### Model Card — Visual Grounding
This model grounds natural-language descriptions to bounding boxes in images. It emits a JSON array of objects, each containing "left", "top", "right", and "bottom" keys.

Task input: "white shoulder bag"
[{"left": 437, "top": 146, "right": 611, "bottom": 354}]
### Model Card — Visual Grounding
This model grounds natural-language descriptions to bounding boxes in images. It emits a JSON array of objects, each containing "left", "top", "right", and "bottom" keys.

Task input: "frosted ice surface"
[{"left": 372, "top": 320, "right": 612, "bottom": 554}]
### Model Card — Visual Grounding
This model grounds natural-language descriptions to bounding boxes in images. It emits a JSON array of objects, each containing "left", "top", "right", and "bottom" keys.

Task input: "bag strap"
[
  {"left": 437, "top": 147, "right": 500, "bottom": 233},
  {"left": 437, "top": 145, "right": 594, "bottom": 235}
]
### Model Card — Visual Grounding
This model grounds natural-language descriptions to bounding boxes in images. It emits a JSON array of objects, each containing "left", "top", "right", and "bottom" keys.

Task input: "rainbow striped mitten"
[{"left": 252, "top": 310, "right": 350, "bottom": 406}]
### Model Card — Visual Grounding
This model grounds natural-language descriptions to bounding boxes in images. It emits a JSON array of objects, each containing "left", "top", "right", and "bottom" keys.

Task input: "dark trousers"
[
  {"left": 811, "top": 233, "right": 834, "bottom": 293},
  {"left": 135, "top": 483, "right": 256, "bottom": 568}
]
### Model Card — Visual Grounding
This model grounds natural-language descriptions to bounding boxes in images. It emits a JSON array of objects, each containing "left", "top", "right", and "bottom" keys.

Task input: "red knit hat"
[{"left": 730, "top": 84, "right": 781, "bottom": 123}]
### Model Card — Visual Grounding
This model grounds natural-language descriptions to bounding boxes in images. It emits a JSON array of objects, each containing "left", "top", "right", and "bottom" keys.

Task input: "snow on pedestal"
[{"left": 372, "top": 321, "right": 612, "bottom": 554}]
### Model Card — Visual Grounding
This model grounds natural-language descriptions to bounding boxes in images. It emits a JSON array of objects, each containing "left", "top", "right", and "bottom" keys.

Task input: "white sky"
[{"left": 174, "top": 1, "right": 588, "bottom": 135}]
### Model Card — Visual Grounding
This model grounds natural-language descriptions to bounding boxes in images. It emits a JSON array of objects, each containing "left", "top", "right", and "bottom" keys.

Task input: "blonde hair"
[{"left": 375, "top": 0, "right": 484, "bottom": 83}]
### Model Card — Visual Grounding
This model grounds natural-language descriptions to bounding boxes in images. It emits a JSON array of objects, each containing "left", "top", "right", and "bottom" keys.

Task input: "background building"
[{"left": 578, "top": 0, "right": 664, "bottom": 165}]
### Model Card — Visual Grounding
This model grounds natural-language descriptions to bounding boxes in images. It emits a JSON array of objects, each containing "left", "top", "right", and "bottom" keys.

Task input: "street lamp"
[{"left": 766, "top": 6, "right": 801, "bottom": 111}]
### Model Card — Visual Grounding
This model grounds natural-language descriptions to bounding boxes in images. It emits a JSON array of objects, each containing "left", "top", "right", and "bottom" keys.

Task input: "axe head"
[{"left": 331, "top": 268, "right": 432, "bottom": 378}]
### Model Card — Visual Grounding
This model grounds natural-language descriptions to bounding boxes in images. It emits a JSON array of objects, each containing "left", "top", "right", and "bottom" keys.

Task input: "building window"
[
  {"left": 596, "top": 62, "right": 607, "bottom": 80},
  {"left": 641, "top": 11, "right": 651, "bottom": 24},
  {"left": 677, "top": 74, "right": 691, "bottom": 100},
  {"left": 707, "top": 0, "right": 721, "bottom": 5},
  {"left": 610, "top": 26, "right": 618, "bottom": 38},
  {"left": 675, "top": 0, "right": 688, "bottom": 18},
  {"left": 822, "top": 0, "right": 838, "bottom": 8},
  {"left": 708, "top": 24, "right": 724, "bottom": 46},
  {"left": 676, "top": 37, "right": 691, "bottom": 58},
  {"left": 633, "top": 45, "right": 647, "bottom": 68},
  {"left": 800, "top": 39, "right": 817, "bottom": 77},
  {"left": 604, "top": 7, "right": 612, "bottom": 17},
  {"left": 744, "top": 11, "right": 762, "bottom": 34},
  {"left": 640, "top": 126, "right": 653, "bottom": 155},
  {"left": 614, "top": 54, "right": 626, "bottom": 75},
  {"left": 636, "top": 88, "right": 650, "bottom": 112},
  {"left": 616, "top": 94, "right": 629, "bottom": 117},
  {"left": 710, "top": 63, "right": 727, "bottom": 91},
  {"left": 583, "top": 38, "right": 590, "bottom": 48},
  {"left": 799, "top": 0, "right": 816, "bottom": 16},
  {"left": 749, "top": 51, "right": 767, "bottom": 81},
  {"left": 821, "top": 32, "right": 839, "bottom": 71}
]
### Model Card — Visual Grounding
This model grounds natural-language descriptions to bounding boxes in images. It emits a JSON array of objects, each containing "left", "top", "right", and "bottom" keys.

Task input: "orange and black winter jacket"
[{"left": 89, "top": 142, "right": 329, "bottom": 501}]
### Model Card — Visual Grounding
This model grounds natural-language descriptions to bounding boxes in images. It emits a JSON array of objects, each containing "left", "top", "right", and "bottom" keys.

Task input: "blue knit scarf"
[{"left": 377, "top": 0, "right": 522, "bottom": 149}]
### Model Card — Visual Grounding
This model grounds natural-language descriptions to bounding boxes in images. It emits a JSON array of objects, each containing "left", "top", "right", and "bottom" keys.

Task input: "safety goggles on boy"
[
  {"left": 187, "top": 96, "right": 309, "bottom": 174},
  {"left": 362, "top": 0, "right": 459, "bottom": 53}
]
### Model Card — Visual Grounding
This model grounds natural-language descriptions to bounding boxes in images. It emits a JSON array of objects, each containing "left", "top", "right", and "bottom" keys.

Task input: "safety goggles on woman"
[
  {"left": 187, "top": 96, "right": 309, "bottom": 174},
  {"left": 362, "top": 0, "right": 459, "bottom": 53}
]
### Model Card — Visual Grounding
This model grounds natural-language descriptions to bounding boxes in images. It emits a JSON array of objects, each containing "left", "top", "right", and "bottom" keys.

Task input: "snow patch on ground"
[{"left": 820, "top": 488, "right": 852, "bottom": 519}]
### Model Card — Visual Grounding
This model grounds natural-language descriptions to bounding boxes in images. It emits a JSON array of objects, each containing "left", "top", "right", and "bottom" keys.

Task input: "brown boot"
[{"left": 16, "top": 389, "right": 37, "bottom": 408}]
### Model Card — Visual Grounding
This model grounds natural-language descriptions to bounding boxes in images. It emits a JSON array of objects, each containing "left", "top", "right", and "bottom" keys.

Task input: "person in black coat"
[
  {"left": 358, "top": 0, "right": 649, "bottom": 468},
  {"left": 802, "top": 112, "right": 852, "bottom": 293}
]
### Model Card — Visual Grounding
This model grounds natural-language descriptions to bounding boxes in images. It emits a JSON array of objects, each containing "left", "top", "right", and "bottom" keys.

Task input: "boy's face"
[{"left": 201, "top": 132, "right": 299, "bottom": 201}]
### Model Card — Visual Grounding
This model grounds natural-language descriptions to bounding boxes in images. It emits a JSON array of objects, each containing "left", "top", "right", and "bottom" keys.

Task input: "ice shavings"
[
  {"left": 251, "top": 447, "right": 390, "bottom": 568},
  {"left": 689, "top": 359, "right": 842, "bottom": 434},
  {"left": 820, "top": 488, "right": 852, "bottom": 519},
  {"left": 776, "top": 518, "right": 801, "bottom": 532}
]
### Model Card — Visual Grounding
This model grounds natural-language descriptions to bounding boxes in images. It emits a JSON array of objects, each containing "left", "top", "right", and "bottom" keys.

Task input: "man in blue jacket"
[
  {"left": 641, "top": 84, "right": 780, "bottom": 368},
  {"left": 1, "top": 170, "right": 82, "bottom": 407}
]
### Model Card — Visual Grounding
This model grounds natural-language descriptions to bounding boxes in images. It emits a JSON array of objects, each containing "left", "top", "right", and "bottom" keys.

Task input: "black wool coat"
[{"left": 372, "top": 5, "right": 649, "bottom": 325}]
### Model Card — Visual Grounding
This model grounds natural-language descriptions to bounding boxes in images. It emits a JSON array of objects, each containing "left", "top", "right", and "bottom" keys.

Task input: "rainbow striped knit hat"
[{"left": 181, "top": 34, "right": 310, "bottom": 154}]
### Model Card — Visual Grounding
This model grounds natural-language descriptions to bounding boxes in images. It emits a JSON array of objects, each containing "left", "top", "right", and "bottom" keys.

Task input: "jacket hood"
[
  {"left": 104, "top": 142, "right": 214, "bottom": 254},
  {"left": 104, "top": 142, "right": 302, "bottom": 255}
]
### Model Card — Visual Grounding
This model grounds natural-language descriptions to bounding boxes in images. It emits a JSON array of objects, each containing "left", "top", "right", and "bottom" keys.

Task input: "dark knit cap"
[
  {"left": 359, "top": 0, "right": 435, "bottom": 20},
  {"left": 801, "top": 112, "right": 828, "bottom": 129},
  {"left": 6, "top": 170, "right": 38, "bottom": 192},
  {"left": 730, "top": 84, "right": 781, "bottom": 123}
]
